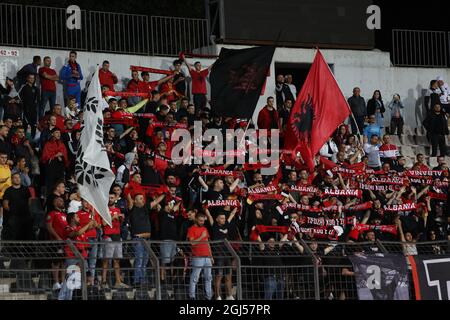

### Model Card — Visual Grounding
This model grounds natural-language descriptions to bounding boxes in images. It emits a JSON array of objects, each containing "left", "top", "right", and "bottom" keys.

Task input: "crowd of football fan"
[{"left": 0, "top": 51, "right": 448, "bottom": 300}]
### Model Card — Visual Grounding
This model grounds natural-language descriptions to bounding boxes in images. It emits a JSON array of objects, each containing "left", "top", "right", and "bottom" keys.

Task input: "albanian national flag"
[
  {"left": 284, "top": 50, "right": 351, "bottom": 171},
  {"left": 210, "top": 46, "right": 275, "bottom": 119}
]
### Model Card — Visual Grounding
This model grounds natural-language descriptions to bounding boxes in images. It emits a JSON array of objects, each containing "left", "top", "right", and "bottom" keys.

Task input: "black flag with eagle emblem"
[{"left": 210, "top": 46, "right": 275, "bottom": 119}]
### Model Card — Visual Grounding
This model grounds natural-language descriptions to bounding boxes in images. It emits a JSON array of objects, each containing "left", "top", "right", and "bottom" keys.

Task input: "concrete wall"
[{"left": 1, "top": 45, "right": 449, "bottom": 130}]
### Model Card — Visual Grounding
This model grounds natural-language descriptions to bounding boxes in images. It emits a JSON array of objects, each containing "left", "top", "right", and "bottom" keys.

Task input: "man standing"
[
  {"left": 363, "top": 114, "right": 382, "bottom": 140},
  {"left": 363, "top": 134, "right": 382, "bottom": 171},
  {"left": 379, "top": 134, "right": 400, "bottom": 165},
  {"left": 128, "top": 193, "right": 165, "bottom": 287},
  {"left": 184, "top": 57, "right": 212, "bottom": 111},
  {"left": 60, "top": 51, "right": 83, "bottom": 106},
  {"left": 38, "top": 56, "right": 59, "bottom": 119},
  {"left": 46, "top": 196, "right": 68, "bottom": 291},
  {"left": 172, "top": 59, "right": 186, "bottom": 96},
  {"left": 98, "top": 60, "right": 118, "bottom": 92},
  {"left": 423, "top": 103, "right": 449, "bottom": 157},
  {"left": 16, "top": 56, "right": 41, "bottom": 87},
  {"left": 436, "top": 76, "right": 450, "bottom": 114},
  {"left": 348, "top": 87, "right": 367, "bottom": 134},
  {"left": 205, "top": 208, "right": 237, "bottom": 300},
  {"left": 2, "top": 173, "right": 32, "bottom": 240},
  {"left": 187, "top": 212, "right": 213, "bottom": 300},
  {"left": 101, "top": 192, "right": 129, "bottom": 289},
  {"left": 76, "top": 200, "right": 101, "bottom": 286},
  {"left": 284, "top": 74, "right": 297, "bottom": 102},
  {"left": 18, "top": 74, "right": 40, "bottom": 139},
  {"left": 257, "top": 96, "right": 279, "bottom": 130}
]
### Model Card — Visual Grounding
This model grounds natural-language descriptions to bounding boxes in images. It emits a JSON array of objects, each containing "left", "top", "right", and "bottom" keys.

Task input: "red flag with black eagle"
[{"left": 284, "top": 50, "right": 351, "bottom": 171}]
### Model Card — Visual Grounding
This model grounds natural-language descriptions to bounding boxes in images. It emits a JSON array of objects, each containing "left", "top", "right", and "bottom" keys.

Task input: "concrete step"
[
  {"left": 400, "top": 146, "right": 415, "bottom": 158},
  {"left": 415, "top": 135, "right": 430, "bottom": 146},
  {"left": 402, "top": 135, "right": 416, "bottom": 146},
  {"left": 0, "top": 292, "right": 47, "bottom": 300}
]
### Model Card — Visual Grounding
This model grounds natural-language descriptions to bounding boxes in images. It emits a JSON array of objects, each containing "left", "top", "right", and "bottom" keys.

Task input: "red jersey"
[
  {"left": 189, "top": 68, "right": 209, "bottom": 94},
  {"left": 76, "top": 210, "right": 99, "bottom": 239},
  {"left": 46, "top": 210, "right": 68, "bottom": 240},
  {"left": 39, "top": 67, "right": 57, "bottom": 92},
  {"left": 63, "top": 225, "right": 88, "bottom": 258},
  {"left": 127, "top": 79, "right": 141, "bottom": 93},
  {"left": 187, "top": 225, "right": 211, "bottom": 257},
  {"left": 138, "top": 80, "right": 159, "bottom": 94},
  {"left": 98, "top": 68, "right": 118, "bottom": 92},
  {"left": 103, "top": 207, "right": 122, "bottom": 237}
]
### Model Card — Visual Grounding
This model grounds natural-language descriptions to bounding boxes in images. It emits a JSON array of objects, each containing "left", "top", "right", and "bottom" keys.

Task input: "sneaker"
[
  {"left": 52, "top": 282, "right": 61, "bottom": 291},
  {"left": 216, "top": 296, "right": 222, "bottom": 300},
  {"left": 101, "top": 282, "right": 110, "bottom": 290},
  {"left": 226, "top": 295, "right": 235, "bottom": 300},
  {"left": 114, "top": 282, "right": 130, "bottom": 289}
]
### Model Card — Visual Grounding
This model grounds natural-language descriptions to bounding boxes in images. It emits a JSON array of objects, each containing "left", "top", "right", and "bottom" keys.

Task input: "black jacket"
[
  {"left": 18, "top": 84, "right": 40, "bottom": 113},
  {"left": 423, "top": 112, "right": 449, "bottom": 135},
  {"left": 367, "top": 98, "right": 385, "bottom": 117}
]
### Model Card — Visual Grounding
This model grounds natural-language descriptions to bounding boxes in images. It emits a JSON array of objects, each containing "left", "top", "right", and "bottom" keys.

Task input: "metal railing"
[
  {"left": 392, "top": 29, "right": 449, "bottom": 67},
  {"left": 0, "top": 3, "right": 211, "bottom": 57},
  {"left": 0, "top": 239, "right": 448, "bottom": 300}
]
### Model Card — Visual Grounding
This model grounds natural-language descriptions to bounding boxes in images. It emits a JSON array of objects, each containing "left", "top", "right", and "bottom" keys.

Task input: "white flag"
[{"left": 75, "top": 68, "right": 115, "bottom": 226}]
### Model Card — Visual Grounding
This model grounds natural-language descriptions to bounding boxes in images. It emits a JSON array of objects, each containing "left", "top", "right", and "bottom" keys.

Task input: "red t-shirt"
[
  {"left": 138, "top": 80, "right": 159, "bottom": 94},
  {"left": 189, "top": 68, "right": 209, "bottom": 94},
  {"left": 103, "top": 207, "right": 122, "bottom": 237},
  {"left": 39, "top": 67, "right": 57, "bottom": 92},
  {"left": 76, "top": 210, "right": 99, "bottom": 239},
  {"left": 187, "top": 225, "right": 211, "bottom": 257},
  {"left": 63, "top": 225, "right": 88, "bottom": 258},
  {"left": 99, "top": 69, "right": 118, "bottom": 92},
  {"left": 46, "top": 210, "right": 68, "bottom": 240},
  {"left": 127, "top": 79, "right": 141, "bottom": 93}
]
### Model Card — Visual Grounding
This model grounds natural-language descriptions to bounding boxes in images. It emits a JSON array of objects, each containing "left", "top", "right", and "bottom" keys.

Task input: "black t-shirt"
[
  {"left": 159, "top": 211, "right": 178, "bottom": 240},
  {"left": 129, "top": 205, "right": 152, "bottom": 236},
  {"left": 3, "top": 186, "right": 31, "bottom": 218},
  {"left": 203, "top": 189, "right": 224, "bottom": 216},
  {"left": 141, "top": 166, "right": 163, "bottom": 185},
  {"left": 211, "top": 221, "right": 231, "bottom": 241}
]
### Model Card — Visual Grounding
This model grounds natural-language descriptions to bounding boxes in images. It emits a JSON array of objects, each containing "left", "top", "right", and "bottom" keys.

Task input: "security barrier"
[{"left": 0, "top": 239, "right": 448, "bottom": 300}]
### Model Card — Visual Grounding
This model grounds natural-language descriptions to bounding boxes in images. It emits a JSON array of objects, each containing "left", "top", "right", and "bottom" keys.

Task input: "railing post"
[
  {"left": 376, "top": 240, "right": 389, "bottom": 254},
  {"left": 143, "top": 240, "right": 161, "bottom": 300},
  {"left": 224, "top": 240, "right": 242, "bottom": 300},
  {"left": 66, "top": 240, "right": 87, "bottom": 300},
  {"left": 299, "top": 239, "right": 320, "bottom": 300}
]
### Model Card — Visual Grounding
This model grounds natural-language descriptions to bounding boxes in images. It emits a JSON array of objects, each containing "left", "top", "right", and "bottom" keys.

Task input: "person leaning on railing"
[
  {"left": 187, "top": 211, "right": 214, "bottom": 300},
  {"left": 128, "top": 192, "right": 165, "bottom": 288}
]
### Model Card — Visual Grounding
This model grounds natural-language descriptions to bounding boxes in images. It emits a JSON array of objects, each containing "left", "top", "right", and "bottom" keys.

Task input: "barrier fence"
[
  {"left": 0, "top": 3, "right": 211, "bottom": 56},
  {"left": 0, "top": 239, "right": 448, "bottom": 300}
]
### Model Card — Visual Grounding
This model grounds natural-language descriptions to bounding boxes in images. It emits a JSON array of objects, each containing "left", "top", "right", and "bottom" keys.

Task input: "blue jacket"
[{"left": 60, "top": 62, "right": 83, "bottom": 88}]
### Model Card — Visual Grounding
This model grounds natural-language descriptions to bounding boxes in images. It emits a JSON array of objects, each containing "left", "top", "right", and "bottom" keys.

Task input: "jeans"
[
  {"left": 133, "top": 238, "right": 149, "bottom": 285},
  {"left": 189, "top": 257, "right": 213, "bottom": 300},
  {"left": 87, "top": 237, "right": 98, "bottom": 278},
  {"left": 264, "top": 275, "right": 285, "bottom": 300},
  {"left": 40, "top": 91, "right": 56, "bottom": 119}
]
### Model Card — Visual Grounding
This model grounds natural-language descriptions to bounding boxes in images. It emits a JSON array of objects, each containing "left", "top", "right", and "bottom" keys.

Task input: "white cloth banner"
[{"left": 75, "top": 68, "right": 115, "bottom": 226}]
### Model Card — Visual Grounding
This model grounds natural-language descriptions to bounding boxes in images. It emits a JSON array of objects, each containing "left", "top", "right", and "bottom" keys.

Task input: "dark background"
[
  {"left": 221, "top": 0, "right": 375, "bottom": 49},
  {"left": 4, "top": 0, "right": 450, "bottom": 51}
]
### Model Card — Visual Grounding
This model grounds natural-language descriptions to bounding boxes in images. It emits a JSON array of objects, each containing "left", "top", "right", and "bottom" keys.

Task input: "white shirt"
[
  {"left": 286, "top": 83, "right": 297, "bottom": 99},
  {"left": 438, "top": 82, "right": 450, "bottom": 104},
  {"left": 319, "top": 140, "right": 339, "bottom": 162},
  {"left": 363, "top": 143, "right": 381, "bottom": 168}
]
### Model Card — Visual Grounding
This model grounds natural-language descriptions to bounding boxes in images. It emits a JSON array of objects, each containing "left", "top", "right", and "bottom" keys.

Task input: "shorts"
[
  {"left": 214, "top": 257, "right": 232, "bottom": 276},
  {"left": 103, "top": 237, "right": 123, "bottom": 259},
  {"left": 160, "top": 240, "right": 177, "bottom": 265}
]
